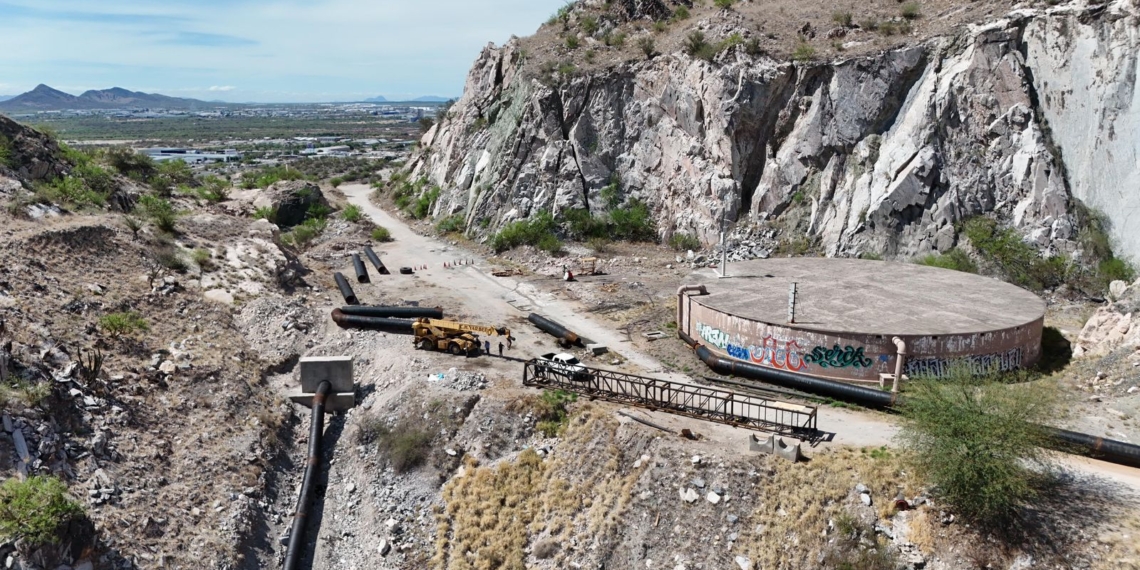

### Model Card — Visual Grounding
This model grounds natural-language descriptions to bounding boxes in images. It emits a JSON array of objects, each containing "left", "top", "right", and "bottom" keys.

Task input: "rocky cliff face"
[
  {"left": 408, "top": 0, "right": 1139, "bottom": 262},
  {"left": 0, "top": 114, "right": 70, "bottom": 193}
]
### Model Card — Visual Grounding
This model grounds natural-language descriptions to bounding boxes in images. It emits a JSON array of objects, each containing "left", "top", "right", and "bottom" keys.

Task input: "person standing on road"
[
  {"left": 498, "top": 342, "right": 504, "bottom": 356},
  {"left": 484, "top": 339, "right": 491, "bottom": 354},
  {"left": 506, "top": 335, "right": 513, "bottom": 350}
]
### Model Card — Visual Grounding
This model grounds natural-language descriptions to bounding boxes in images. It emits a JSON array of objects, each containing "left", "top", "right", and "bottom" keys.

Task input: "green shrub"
[
  {"left": 363, "top": 421, "right": 433, "bottom": 473},
  {"left": 191, "top": 248, "right": 213, "bottom": 269},
  {"left": 564, "top": 208, "right": 607, "bottom": 240},
  {"left": 491, "top": 211, "right": 562, "bottom": 253},
  {"left": 155, "top": 159, "right": 194, "bottom": 187},
  {"left": 792, "top": 42, "right": 816, "bottom": 62},
  {"left": 653, "top": 20, "right": 668, "bottom": 33},
  {"left": 671, "top": 5, "right": 690, "bottom": 21},
  {"left": 557, "top": 61, "right": 577, "bottom": 76},
  {"left": 122, "top": 215, "right": 142, "bottom": 238},
  {"left": 72, "top": 163, "right": 116, "bottom": 197},
  {"left": 962, "top": 217, "right": 1066, "bottom": 291},
  {"left": 604, "top": 31, "right": 626, "bottom": 47},
  {"left": 832, "top": 11, "right": 853, "bottom": 27},
  {"left": 683, "top": 31, "right": 716, "bottom": 61},
  {"left": 608, "top": 199, "right": 656, "bottom": 241},
  {"left": 193, "top": 175, "right": 230, "bottom": 203},
  {"left": 341, "top": 204, "right": 363, "bottom": 222},
  {"left": 638, "top": 36, "right": 656, "bottom": 58},
  {"left": 409, "top": 186, "right": 441, "bottom": 219},
  {"left": 565, "top": 35, "right": 580, "bottom": 50},
  {"left": 330, "top": 176, "right": 344, "bottom": 188},
  {"left": 900, "top": 1, "right": 921, "bottom": 19},
  {"left": 535, "top": 390, "right": 578, "bottom": 437},
  {"left": 580, "top": 15, "right": 599, "bottom": 35},
  {"left": 138, "top": 195, "right": 178, "bottom": 232},
  {"left": 0, "top": 135, "right": 14, "bottom": 168},
  {"left": 916, "top": 248, "right": 977, "bottom": 273},
  {"left": 36, "top": 176, "right": 105, "bottom": 209},
  {"left": 899, "top": 368, "right": 1057, "bottom": 527},
  {"left": 0, "top": 476, "right": 84, "bottom": 548},
  {"left": 714, "top": 0, "right": 734, "bottom": 8},
  {"left": 587, "top": 236, "right": 611, "bottom": 253},
  {"left": 106, "top": 147, "right": 156, "bottom": 180},
  {"left": 0, "top": 376, "right": 51, "bottom": 408},
  {"left": 668, "top": 233, "right": 702, "bottom": 252},
  {"left": 371, "top": 226, "right": 393, "bottom": 242},
  {"left": 99, "top": 311, "right": 148, "bottom": 338},
  {"left": 153, "top": 243, "right": 187, "bottom": 271},
  {"left": 282, "top": 217, "right": 327, "bottom": 247},
  {"left": 1099, "top": 258, "right": 1135, "bottom": 285},
  {"left": 436, "top": 214, "right": 465, "bottom": 234},
  {"left": 878, "top": 21, "right": 900, "bottom": 35},
  {"left": 860, "top": 18, "right": 880, "bottom": 31}
]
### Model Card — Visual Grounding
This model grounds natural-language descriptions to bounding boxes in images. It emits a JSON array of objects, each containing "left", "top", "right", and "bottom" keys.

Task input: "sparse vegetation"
[
  {"left": 281, "top": 217, "right": 328, "bottom": 248},
  {"left": 638, "top": 36, "right": 656, "bottom": 58},
  {"left": 671, "top": 5, "right": 690, "bottom": 21},
  {"left": 961, "top": 217, "right": 1066, "bottom": 291},
  {"left": 668, "top": 233, "right": 702, "bottom": 252},
  {"left": 436, "top": 214, "right": 465, "bottom": 234},
  {"left": 371, "top": 226, "right": 393, "bottom": 242},
  {"left": 253, "top": 206, "right": 277, "bottom": 223},
  {"left": 358, "top": 418, "right": 433, "bottom": 473},
  {"left": 341, "top": 203, "right": 363, "bottom": 222},
  {"left": 565, "top": 35, "right": 580, "bottom": 50},
  {"left": 193, "top": 175, "right": 230, "bottom": 203},
  {"left": 0, "top": 476, "right": 84, "bottom": 548},
  {"left": 191, "top": 248, "right": 213, "bottom": 270},
  {"left": 0, "top": 135, "right": 14, "bottom": 168},
  {"left": 138, "top": 195, "right": 178, "bottom": 232},
  {"left": 832, "top": 11, "right": 854, "bottom": 27},
  {"left": 122, "top": 215, "right": 143, "bottom": 238},
  {"left": 916, "top": 248, "right": 977, "bottom": 273},
  {"left": 792, "top": 42, "right": 816, "bottom": 62},
  {"left": 491, "top": 211, "right": 562, "bottom": 253},
  {"left": 0, "top": 376, "right": 52, "bottom": 409},
  {"left": 580, "top": 15, "right": 599, "bottom": 35},
  {"left": 99, "top": 311, "right": 149, "bottom": 338},
  {"left": 899, "top": 367, "right": 1057, "bottom": 527},
  {"left": 534, "top": 390, "right": 578, "bottom": 437},
  {"left": 683, "top": 31, "right": 716, "bottom": 61},
  {"left": 900, "top": 1, "right": 922, "bottom": 20},
  {"left": 714, "top": 0, "right": 735, "bottom": 8}
]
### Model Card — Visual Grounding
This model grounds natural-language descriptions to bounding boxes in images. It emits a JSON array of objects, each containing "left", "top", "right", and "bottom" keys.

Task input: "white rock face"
[{"left": 409, "top": 1, "right": 1140, "bottom": 260}]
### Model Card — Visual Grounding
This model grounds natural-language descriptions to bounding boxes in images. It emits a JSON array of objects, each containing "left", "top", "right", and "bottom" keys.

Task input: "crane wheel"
[
  {"left": 449, "top": 343, "right": 463, "bottom": 355},
  {"left": 417, "top": 338, "right": 434, "bottom": 351}
]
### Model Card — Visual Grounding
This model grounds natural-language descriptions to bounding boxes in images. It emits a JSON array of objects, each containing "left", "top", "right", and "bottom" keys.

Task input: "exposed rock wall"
[
  {"left": 408, "top": 0, "right": 1140, "bottom": 261},
  {"left": 0, "top": 114, "right": 70, "bottom": 191}
]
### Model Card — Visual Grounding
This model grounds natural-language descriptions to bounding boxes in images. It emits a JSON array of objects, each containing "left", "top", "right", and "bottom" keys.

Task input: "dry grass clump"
[
  {"left": 431, "top": 407, "right": 641, "bottom": 569},
  {"left": 739, "top": 447, "right": 918, "bottom": 569}
]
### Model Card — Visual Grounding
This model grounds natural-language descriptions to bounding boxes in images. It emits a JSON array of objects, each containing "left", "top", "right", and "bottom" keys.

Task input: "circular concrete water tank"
[{"left": 679, "top": 258, "right": 1045, "bottom": 384}]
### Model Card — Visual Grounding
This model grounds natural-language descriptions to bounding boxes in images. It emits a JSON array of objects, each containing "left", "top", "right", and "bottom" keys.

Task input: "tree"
[{"left": 897, "top": 367, "right": 1058, "bottom": 527}]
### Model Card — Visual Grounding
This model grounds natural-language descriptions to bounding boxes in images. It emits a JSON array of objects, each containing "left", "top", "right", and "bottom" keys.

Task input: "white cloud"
[{"left": 208, "top": 85, "right": 235, "bottom": 92}]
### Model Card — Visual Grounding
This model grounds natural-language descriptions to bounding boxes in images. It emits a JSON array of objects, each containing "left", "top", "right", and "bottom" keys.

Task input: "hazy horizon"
[{"left": 0, "top": 0, "right": 567, "bottom": 103}]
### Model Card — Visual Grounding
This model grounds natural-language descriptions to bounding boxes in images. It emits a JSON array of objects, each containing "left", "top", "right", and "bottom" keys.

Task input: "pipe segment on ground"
[
  {"left": 527, "top": 313, "right": 581, "bottom": 346},
  {"left": 333, "top": 272, "right": 358, "bottom": 305},
  {"left": 352, "top": 254, "right": 369, "bottom": 284},
  {"left": 336, "top": 306, "right": 444, "bottom": 320},
  {"left": 363, "top": 247, "right": 390, "bottom": 275},
  {"left": 283, "top": 380, "right": 330, "bottom": 570},
  {"left": 680, "top": 331, "right": 1140, "bottom": 469},
  {"left": 330, "top": 309, "right": 414, "bottom": 334}
]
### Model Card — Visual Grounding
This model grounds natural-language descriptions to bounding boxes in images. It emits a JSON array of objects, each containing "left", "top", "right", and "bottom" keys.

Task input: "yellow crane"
[{"left": 411, "top": 318, "right": 511, "bottom": 356}]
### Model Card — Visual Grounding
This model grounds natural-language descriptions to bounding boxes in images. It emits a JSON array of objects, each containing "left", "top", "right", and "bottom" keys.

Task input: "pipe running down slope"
[{"left": 680, "top": 331, "right": 1140, "bottom": 469}]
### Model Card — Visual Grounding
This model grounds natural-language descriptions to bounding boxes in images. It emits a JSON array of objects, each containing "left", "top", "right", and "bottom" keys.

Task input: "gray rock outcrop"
[
  {"left": 254, "top": 180, "right": 328, "bottom": 228},
  {"left": 407, "top": 0, "right": 1140, "bottom": 262}
]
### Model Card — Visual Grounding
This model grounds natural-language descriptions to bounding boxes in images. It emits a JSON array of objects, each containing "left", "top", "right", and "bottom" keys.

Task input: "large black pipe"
[
  {"left": 333, "top": 273, "right": 358, "bottom": 305},
  {"left": 337, "top": 306, "right": 443, "bottom": 319},
  {"left": 351, "top": 254, "right": 369, "bottom": 284},
  {"left": 682, "top": 332, "right": 1140, "bottom": 469},
  {"left": 363, "top": 247, "right": 390, "bottom": 275},
  {"left": 283, "top": 380, "right": 330, "bottom": 570},
  {"left": 330, "top": 309, "right": 414, "bottom": 334},
  {"left": 527, "top": 313, "right": 581, "bottom": 346}
]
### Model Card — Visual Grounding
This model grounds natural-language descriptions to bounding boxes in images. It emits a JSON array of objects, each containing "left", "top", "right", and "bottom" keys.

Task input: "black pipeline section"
[
  {"left": 333, "top": 272, "right": 358, "bottom": 305},
  {"left": 528, "top": 313, "right": 582, "bottom": 346},
  {"left": 283, "top": 381, "right": 330, "bottom": 570},
  {"left": 337, "top": 305, "right": 443, "bottom": 320},
  {"left": 363, "top": 246, "right": 390, "bottom": 275},
  {"left": 330, "top": 309, "right": 414, "bottom": 334},
  {"left": 682, "top": 331, "right": 1140, "bottom": 469},
  {"left": 352, "top": 254, "right": 369, "bottom": 283}
]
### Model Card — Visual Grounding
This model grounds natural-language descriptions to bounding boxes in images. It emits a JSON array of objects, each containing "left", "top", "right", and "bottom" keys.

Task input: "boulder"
[{"left": 254, "top": 181, "right": 328, "bottom": 228}]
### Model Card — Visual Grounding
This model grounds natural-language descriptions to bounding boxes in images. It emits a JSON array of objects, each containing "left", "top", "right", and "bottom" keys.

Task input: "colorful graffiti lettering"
[
  {"left": 748, "top": 336, "right": 807, "bottom": 371},
  {"left": 804, "top": 345, "right": 874, "bottom": 369},
  {"left": 696, "top": 323, "right": 730, "bottom": 350},
  {"left": 904, "top": 348, "right": 1023, "bottom": 378},
  {"left": 696, "top": 323, "right": 809, "bottom": 371}
]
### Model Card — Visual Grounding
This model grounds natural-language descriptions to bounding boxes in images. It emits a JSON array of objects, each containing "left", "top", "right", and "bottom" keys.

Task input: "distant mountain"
[
  {"left": 364, "top": 95, "right": 388, "bottom": 103},
  {"left": 0, "top": 95, "right": 12, "bottom": 102},
  {"left": 413, "top": 96, "right": 451, "bottom": 102},
  {"left": 0, "top": 84, "right": 217, "bottom": 112}
]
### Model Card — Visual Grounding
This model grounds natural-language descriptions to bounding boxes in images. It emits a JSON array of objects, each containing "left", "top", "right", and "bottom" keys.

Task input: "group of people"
[{"left": 483, "top": 335, "right": 513, "bottom": 356}]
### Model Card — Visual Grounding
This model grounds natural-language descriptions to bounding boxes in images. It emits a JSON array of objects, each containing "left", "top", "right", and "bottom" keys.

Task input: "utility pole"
[
  {"left": 787, "top": 282, "right": 798, "bottom": 324},
  {"left": 716, "top": 207, "right": 728, "bottom": 279}
]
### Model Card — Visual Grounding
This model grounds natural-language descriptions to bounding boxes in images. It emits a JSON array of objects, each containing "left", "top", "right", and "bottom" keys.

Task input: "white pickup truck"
[{"left": 537, "top": 352, "right": 591, "bottom": 381}]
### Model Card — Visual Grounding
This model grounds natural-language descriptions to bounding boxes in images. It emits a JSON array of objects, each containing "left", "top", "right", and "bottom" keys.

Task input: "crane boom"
[{"left": 421, "top": 318, "right": 505, "bottom": 337}]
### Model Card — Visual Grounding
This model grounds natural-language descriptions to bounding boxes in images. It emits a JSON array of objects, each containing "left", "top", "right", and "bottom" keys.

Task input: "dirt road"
[{"left": 340, "top": 183, "right": 1140, "bottom": 492}]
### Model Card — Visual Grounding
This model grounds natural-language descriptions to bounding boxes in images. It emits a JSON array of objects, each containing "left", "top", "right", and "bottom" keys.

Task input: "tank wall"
[{"left": 682, "top": 296, "right": 1042, "bottom": 383}]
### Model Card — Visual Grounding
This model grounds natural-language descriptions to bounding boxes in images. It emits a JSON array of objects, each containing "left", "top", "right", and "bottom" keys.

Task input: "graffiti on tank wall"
[
  {"left": 803, "top": 345, "right": 874, "bottom": 369},
  {"left": 904, "top": 348, "right": 1024, "bottom": 378},
  {"left": 696, "top": 323, "right": 808, "bottom": 371}
]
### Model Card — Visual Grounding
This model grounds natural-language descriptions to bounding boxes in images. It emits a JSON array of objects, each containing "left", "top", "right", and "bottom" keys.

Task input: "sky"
[{"left": 0, "top": 0, "right": 568, "bottom": 103}]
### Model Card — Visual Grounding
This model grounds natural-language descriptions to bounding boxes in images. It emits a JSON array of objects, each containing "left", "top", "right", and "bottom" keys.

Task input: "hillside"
[
  {"left": 402, "top": 0, "right": 1139, "bottom": 274},
  {"left": 0, "top": 84, "right": 215, "bottom": 112}
]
